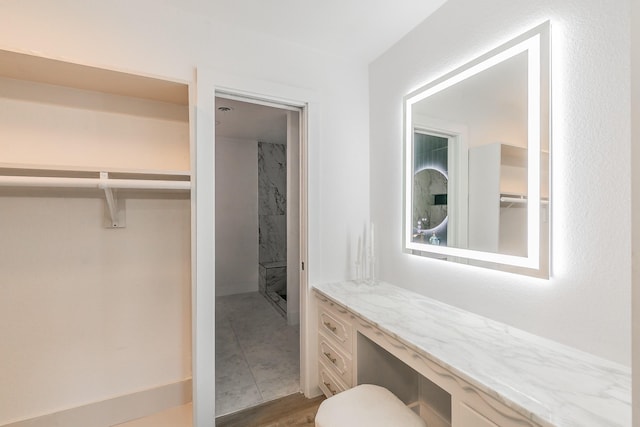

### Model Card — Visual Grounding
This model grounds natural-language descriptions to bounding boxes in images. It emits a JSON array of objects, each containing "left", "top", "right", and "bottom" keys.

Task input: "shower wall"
[
  {"left": 258, "top": 141, "right": 287, "bottom": 312},
  {"left": 259, "top": 141, "right": 287, "bottom": 263}
]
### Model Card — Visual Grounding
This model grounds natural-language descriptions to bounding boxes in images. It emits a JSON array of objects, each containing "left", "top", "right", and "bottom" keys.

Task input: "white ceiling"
[
  {"left": 215, "top": 97, "right": 289, "bottom": 144},
  {"left": 207, "top": 1, "right": 448, "bottom": 141},
  {"left": 177, "top": 0, "right": 448, "bottom": 63}
]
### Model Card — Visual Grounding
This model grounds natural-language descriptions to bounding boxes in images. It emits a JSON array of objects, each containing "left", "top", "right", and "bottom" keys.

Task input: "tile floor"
[
  {"left": 117, "top": 292, "right": 299, "bottom": 427},
  {"left": 215, "top": 291, "right": 300, "bottom": 416}
]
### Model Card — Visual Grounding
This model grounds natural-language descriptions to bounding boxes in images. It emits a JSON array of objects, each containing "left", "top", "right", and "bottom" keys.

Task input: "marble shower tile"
[
  {"left": 259, "top": 214, "right": 287, "bottom": 264},
  {"left": 258, "top": 141, "right": 287, "bottom": 267},
  {"left": 266, "top": 266, "right": 286, "bottom": 293},
  {"left": 259, "top": 263, "right": 267, "bottom": 294},
  {"left": 258, "top": 142, "right": 287, "bottom": 216}
]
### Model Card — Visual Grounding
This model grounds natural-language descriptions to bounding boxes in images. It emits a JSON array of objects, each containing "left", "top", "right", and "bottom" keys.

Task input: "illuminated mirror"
[{"left": 403, "top": 22, "right": 550, "bottom": 277}]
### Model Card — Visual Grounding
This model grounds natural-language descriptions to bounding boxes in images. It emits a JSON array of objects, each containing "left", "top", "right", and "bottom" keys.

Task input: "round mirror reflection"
[{"left": 412, "top": 168, "right": 448, "bottom": 245}]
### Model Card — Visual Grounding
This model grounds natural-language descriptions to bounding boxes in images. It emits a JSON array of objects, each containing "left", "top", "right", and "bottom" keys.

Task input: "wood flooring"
[{"left": 215, "top": 393, "right": 326, "bottom": 427}]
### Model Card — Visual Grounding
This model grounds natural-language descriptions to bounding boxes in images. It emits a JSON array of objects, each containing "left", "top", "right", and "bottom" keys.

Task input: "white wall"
[
  {"left": 0, "top": 0, "right": 370, "bottom": 283},
  {"left": 0, "top": 196, "right": 192, "bottom": 425},
  {"left": 215, "top": 137, "right": 259, "bottom": 296},
  {"left": 287, "top": 111, "right": 301, "bottom": 325},
  {"left": 0, "top": 71, "right": 192, "bottom": 426},
  {"left": 0, "top": 0, "right": 371, "bottom": 422},
  {"left": 0, "top": 76, "right": 190, "bottom": 171},
  {"left": 630, "top": 0, "right": 639, "bottom": 423},
  {"left": 370, "top": 0, "right": 631, "bottom": 365}
]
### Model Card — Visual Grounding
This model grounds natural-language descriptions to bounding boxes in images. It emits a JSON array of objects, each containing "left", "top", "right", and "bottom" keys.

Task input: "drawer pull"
[
  {"left": 323, "top": 351, "right": 337, "bottom": 364},
  {"left": 323, "top": 321, "right": 337, "bottom": 333},
  {"left": 323, "top": 381, "right": 337, "bottom": 395}
]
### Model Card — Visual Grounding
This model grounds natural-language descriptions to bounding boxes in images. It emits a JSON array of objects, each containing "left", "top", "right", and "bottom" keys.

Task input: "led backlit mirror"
[{"left": 403, "top": 22, "right": 550, "bottom": 277}]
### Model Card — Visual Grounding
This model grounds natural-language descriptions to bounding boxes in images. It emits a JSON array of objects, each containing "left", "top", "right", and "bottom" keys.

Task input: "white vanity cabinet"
[
  {"left": 314, "top": 292, "right": 541, "bottom": 427},
  {"left": 313, "top": 282, "right": 631, "bottom": 427},
  {"left": 316, "top": 294, "right": 356, "bottom": 396}
]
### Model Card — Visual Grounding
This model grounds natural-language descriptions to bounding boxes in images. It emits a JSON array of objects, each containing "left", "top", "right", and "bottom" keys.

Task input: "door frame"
[
  {"left": 213, "top": 87, "right": 308, "bottom": 383},
  {"left": 192, "top": 69, "right": 315, "bottom": 426}
]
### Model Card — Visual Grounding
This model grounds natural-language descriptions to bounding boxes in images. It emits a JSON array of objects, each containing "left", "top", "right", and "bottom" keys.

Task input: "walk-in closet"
[{"left": 0, "top": 50, "right": 193, "bottom": 427}]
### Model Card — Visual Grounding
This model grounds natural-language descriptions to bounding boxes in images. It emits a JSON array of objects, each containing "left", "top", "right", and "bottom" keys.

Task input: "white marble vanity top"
[{"left": 313, "top": 280, "right": 631, "bottom": 427}]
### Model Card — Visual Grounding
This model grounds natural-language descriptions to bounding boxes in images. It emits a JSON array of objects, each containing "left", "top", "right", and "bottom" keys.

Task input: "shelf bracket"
[{"left": 100, "top": 172, "right": 126, "bottom": 228}]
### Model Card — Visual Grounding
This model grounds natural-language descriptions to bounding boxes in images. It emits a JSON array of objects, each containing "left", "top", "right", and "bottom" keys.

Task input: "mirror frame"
[{"left": 403, "top": 22, "right": 550, "bottom": 277}]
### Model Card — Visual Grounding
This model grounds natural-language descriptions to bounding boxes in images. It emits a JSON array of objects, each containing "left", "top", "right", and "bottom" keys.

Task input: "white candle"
[
  {"left": 356, "top": 235, "right": 362, "bottom": 265},
  {"left": 370, "top": 222, "right": 375, "bottom": 259}
]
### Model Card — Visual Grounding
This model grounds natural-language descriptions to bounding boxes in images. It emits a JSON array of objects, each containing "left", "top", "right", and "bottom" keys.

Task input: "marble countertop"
[{"left": 313, "top": 280, "right": 631, "bottom": 427}]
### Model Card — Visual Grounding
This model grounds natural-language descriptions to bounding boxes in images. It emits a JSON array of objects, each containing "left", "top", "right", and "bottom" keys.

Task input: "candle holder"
[
  {"left": 354, "top": 260, "right": 363, "bottom": 284},
  {"left": 367, "top": 254, "right": 376, "bottom": 285}
]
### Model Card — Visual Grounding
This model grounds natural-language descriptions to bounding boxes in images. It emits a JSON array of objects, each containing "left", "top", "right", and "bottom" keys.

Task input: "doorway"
[{"left": 214, "top": 94, "right": 302, "bottom": 416}]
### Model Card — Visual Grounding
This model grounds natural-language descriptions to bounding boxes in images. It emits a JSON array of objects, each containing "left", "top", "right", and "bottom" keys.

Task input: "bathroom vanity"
[{"left": 314, "top": 281, "right": 630, "bottom": 427}]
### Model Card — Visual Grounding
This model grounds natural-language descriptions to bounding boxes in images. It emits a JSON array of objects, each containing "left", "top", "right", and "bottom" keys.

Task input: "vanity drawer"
[
  {"left": 319, "top": 331, "right": 353, "bottom": 386},
  {"left": 319, "top": 360, "right": 349, "bottom": 398},
  {"left": 317, "top": 296, "right": 353, "bottom": 354},
  {"left": 455, "top": 383, "right": 542, "bottom": 427}
]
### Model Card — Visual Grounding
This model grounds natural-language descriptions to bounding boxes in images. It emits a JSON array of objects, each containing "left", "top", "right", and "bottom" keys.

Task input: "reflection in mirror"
[
  {"left": 412, "top": 166, "right": 448, "bottom": 246},
  {"left": 403, "top": 22, "right": 550, "bottom": 277}
]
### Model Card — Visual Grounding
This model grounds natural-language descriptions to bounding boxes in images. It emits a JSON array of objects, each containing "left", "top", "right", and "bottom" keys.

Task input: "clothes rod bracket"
[{"left": 100, "top": 172, "right": 126, "bottom": 228}]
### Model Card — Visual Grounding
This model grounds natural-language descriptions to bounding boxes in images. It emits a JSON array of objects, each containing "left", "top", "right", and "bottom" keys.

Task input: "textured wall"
[
  {"left": 630, "top": 0, "right": 640, "bottom": 423},
  {"left": 370, "top": 0, "right": 631, "bottom": 364}
]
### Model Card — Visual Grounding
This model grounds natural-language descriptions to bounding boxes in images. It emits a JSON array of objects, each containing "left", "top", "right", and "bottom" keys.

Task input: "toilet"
[{"left": 315, "top": 384, "right": 427, "bottom": 427}]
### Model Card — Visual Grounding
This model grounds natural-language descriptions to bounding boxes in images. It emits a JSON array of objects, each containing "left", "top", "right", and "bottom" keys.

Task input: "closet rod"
[
  {"left": 0, "top": 175, "right": 191, "bottom": 190},
  {"left": 500, "top": 196, "right": 549, "bottom": 205}
]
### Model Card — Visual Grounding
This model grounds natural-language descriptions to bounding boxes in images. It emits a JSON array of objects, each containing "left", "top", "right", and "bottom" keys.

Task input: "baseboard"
[
  {"left": 2, "top": 379, "right": 192, "bottom": 427},
  {"left": 287, "top": 308, "right": 300, "bottom": 326}
]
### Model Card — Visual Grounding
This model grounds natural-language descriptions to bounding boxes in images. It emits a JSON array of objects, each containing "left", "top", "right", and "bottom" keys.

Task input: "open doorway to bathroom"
[{"left": 214, "top": 94, "right": 302, "bottom": 416}]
